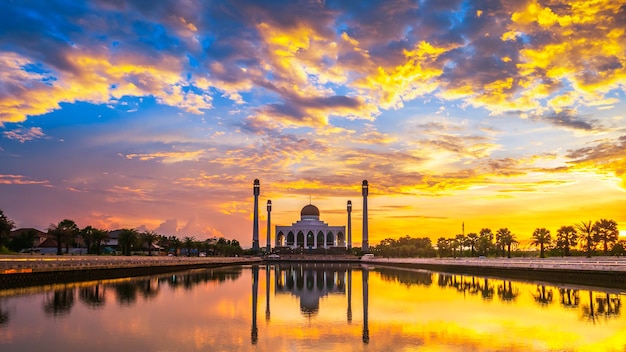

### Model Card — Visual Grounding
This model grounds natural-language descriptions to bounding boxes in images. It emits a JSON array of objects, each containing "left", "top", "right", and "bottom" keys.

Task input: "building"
[{"left": 275, "top": 204, "right": 346, "bottom": 249}]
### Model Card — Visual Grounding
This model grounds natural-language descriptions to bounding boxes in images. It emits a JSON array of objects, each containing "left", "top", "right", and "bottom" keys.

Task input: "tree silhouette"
[
  {"left": 531, "top": 228, "right": 551, "bottom": 258},
  {"left": 594, "top": 219, "right": 619, "bottom": 255},
  {"left": 0, "top": 209, "right": 15, "bottom": 250},
  {"left": 555, "top": 226, "right": 578, "bottom": 256},
  {"left": 576, "top": 221, "right": 596, "bottom": 258},
  {"left": 118, "top": 228, "right": 139, "bottom": 256},
  {"left": 48, "top": 219, "right": 79, "bottom": 255}
]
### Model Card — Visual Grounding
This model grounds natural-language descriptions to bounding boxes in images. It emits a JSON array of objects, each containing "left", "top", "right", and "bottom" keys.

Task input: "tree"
[
  {"left": 496, "top": 228, "right": 516, "bottom": 258},
  {"left": 555, "top": 226, "right": 578, "bottom": 256},
  {"left": 8, "top": 229, "right": 36, "bottom": 252},
  {"left": 477, "top": 228, "right": 494, "bottom": 256},
  {"left": 92, "top": 228, "right": 109, "bottom": 255},
  {"left": 140, "top": 231, "right": 159, "bottom": 256},
  {"left": 183, "top": 236, "right": 195, "bottom": 257},
  {"left": 466, "top": 233, "right": 479, "bottom": 256},
  {"left": 0, "top": 209, "right": 15, "bottom": 250},
  {"left": 48, "top": 219, "right": 79, "bottom": 255},
  {"left": 576, "top": 221, "right": 596, "bottom": 258},
  {"left": 118, "top": 228, "right": 139, "bottom": 256},
  {"left": 531, "top": 228, "right": 552, "bottom": 258},
  {"left": 455, "top": 234, "right": 466, "bottom": 257},
  {"left": 80, "top": 226, "right": 96, "bottom": 254},
  {"left": 594, "top": 219, "right": 619, "bottom": 255}
]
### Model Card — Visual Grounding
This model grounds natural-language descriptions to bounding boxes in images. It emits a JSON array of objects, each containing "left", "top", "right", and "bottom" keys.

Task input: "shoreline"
[{"left": 3, "top": 255, "right": 626, "bottom": 290}]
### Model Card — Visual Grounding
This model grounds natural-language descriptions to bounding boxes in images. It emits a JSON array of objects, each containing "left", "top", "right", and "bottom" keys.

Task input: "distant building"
[{"left": 275, "top": 204, "right": 346, "bottom": 249}]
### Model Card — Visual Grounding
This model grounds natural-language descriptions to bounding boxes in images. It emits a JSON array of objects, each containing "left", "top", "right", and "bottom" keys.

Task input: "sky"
[{"left": 1, "top": 0, "right": 625, "bottom": 247}]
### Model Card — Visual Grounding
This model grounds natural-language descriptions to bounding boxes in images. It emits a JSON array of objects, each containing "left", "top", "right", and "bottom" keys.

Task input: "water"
[{"left": 0, "top": 263, "right": 624, "bottom": 351}]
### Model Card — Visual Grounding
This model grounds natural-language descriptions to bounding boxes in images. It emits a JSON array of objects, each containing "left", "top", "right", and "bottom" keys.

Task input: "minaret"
[
  {"left": 251, "top": 265, "right": 259, "bottom": 344},
  {"left": 266, "top": 200, "right": 272, "bottom": 253},
  {"left": 252, "top": 179, "right": 260, "bottom": 252},
  {"left": 361, "top": 180, "right": 369, "bottom": 252},
  {"left": 347, "top": 200, "right": 352, "bottom": 251}
]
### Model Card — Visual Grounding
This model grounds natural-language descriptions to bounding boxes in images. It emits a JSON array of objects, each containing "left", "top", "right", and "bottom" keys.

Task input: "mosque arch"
[
  {"left": 297, "top": 231, "right": 304, "bottom": 247},
  {"left": 277, "top": 231, "right": 285, "bottom": 246},
  {"left": 326, "top": 232, "right": 334, "bottom": 246},
  {"left": 287, "top": 232, "right": 294, "bottom": 246},
  {"left": 307, "top": 231, "right": 314, "bottom": 247},
  {"left": 317, "top": 231, "right": 324, "bottom": 248},
  {"left": 337, "top": 232, "right": 345, "bottom": 246}
]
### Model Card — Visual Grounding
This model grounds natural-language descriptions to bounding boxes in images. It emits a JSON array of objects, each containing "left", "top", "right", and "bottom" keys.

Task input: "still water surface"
[{"left": 1, "top": 263, "right": 625, "bottom": 351}]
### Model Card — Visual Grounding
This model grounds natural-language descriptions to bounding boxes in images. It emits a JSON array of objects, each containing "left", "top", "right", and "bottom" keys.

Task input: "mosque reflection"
[
  {"left": 251, "top": 263, "right": 370, "bottom": 344},
  {"left": 0, "top": 264, "right": 624, "bottom": 346}
]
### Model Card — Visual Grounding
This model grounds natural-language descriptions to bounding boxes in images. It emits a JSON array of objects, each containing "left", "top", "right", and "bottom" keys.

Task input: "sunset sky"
[{"left": 1, "top": 0, "right": 625, "bottom": 247}]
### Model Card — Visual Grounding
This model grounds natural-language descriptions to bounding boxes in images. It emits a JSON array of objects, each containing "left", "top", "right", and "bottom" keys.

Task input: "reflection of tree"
[
  {"left": 480, "top": 278, "right": 494, "bottom": 300},
  {"left": 595, "top": 293, "right": 621, "bottom": 319},
  {"left": 79, "top": 284, "right": 106, "bottom": 309},
  {"left": 534, "top": 285, "right": 553, "bottom": 306},
  {"left": 582, "top": 291, "right": 598, "bottom": 324},
  {"left": 114, "top": 282, "right": 138, "bottom": 306},
  {"left": 138, "top": 279, "right": 160, "bottom": 299},
  {"left": 437, "top": 274, "right": 493, "bottom": 300},
  {"left": 164, "top": 267, "right": 243, "bottom": 290},
  {"left": 497, "top": 281, "right": 519, "bottom": 302},
  {"left": 43, "top": 288, "right": 75, "bottom": 316},
  {"left": 0, "top": 302, "right": 9, "bottom": 325},
  {"left": 559, "top": 288, "right": 579, "bottom": 308},
  {"left": 378, "top": 268, "right": 433, "bottom": 287}
]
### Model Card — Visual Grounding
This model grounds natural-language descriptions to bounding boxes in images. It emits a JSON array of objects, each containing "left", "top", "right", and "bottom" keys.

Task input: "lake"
[{"left": 0, "top": 263, "right": 624, "bottom": 351}]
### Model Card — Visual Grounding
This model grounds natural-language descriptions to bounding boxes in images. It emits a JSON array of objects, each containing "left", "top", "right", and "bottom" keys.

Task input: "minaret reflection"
[
  {"left": 265, "top": 264, "right": 271, "bottom": 322},
  {"left": 362, "top": 266, "right": 369, "bottom": 344},
  {"left": 251, "top": 265, "right": 259, "bottom": 345},
  {"left": 347, "top": 268, "right": 352, "bottom": 323}
]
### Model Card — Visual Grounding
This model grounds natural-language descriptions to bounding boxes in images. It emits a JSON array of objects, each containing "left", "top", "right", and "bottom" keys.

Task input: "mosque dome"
[{"left": 301, "top": 204, "right": 320, "bottom": 217}]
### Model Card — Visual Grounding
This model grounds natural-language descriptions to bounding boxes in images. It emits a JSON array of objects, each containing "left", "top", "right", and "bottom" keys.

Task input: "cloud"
[
  {"left": 565, "top": 135, "right": 626, "bottom": 186},
  {"left": 0, "top": 174, "right": 50, "bottom": 186},
  {"left": 3, "top": 127, "right": 45, "bottom": 142}
]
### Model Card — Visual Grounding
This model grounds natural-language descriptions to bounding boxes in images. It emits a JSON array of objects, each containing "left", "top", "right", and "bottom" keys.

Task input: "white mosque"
[{"left": 275, "top": 204, "right": 346, "bottom": 249}]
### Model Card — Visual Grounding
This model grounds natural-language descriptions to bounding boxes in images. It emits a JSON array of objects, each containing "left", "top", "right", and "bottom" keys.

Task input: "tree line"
[
  {"left": 0, "top": 209, "right": 242, "bottom": 256},
  {"left": 371, "top": 219, "right": 621, "bottom": 258}
]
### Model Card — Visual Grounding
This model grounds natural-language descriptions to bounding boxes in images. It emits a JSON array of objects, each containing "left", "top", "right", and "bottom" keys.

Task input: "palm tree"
[
  {"left": 496, "top": 228, "right": 516, "bottom": 258},
  {"left": 576, "top": 221, "right": 596, "bottom": 258},
  {"left": 80, "top": 226, "right": 96, "bottom": 254},
  {"left": 555, "top": 225, "right": 578, "bottom": 256},
  {"left": 477, "top": 228, "right": 494, "bottom": 256},
  {"left": 118, "top": 228, "right": 139, "bottom": 256},
  {"left": 531, "top": 228, "right": 551, "bottom": 258},
  {"left": 456, "top": 234, "right": 466, "bottom": 257},
  {"left": 183, "top": 236, "right": 195, "bottom": 257},
  {"left": 0, "top": 209, "right": 15, "bottom": 250},
  {"left": 140, "top": 231, "right": 159, "bottom": 256},
  {"left": 48, "top": 219, "right": 79, "bottom": 255},
  {"left": 593, "top": 219, "right": 619, "bottom": 255},
  {"left": 169, "top": 236, "right": 181, "bottom": 256},
  {"left": 92, "top": 228, "right": 109, "bottom": 255},
  {"left": 466, "top": 233, "right": 479, "bottom": 256},
  {"left": 436, "top": 237, "right": 448, "bottom": 257}
]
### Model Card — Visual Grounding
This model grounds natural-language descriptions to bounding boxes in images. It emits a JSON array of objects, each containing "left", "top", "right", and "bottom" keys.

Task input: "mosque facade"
[{"left": 275, "top": 204, "right": 346, "bottom": 249}]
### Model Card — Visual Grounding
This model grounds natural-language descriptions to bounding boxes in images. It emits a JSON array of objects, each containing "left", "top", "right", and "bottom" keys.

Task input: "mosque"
[
  {"left": 251, "top": 179, "right": 370, "bottom": 253},
  {"left": 275, "top": 204, "right": 345, "bottom": 249}
]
